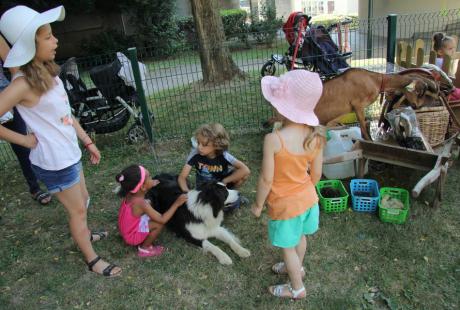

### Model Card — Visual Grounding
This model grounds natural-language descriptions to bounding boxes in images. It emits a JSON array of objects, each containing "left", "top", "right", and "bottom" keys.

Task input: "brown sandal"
[{"left": 86, "top": 256, "right": 121, "bottom": 277}]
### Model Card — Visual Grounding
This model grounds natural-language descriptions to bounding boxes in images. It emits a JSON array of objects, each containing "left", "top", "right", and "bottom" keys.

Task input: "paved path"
[
  {"left": 143, "top": 57, "right": 265, "bottom": 95},
  {"left": 143, "top": 31, "right": 390, "bottom": 96}
]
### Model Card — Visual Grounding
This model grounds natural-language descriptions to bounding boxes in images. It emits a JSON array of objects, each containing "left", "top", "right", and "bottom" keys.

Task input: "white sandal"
[
  {"left": 272, "top": 262, "right": 305, "bottom": 276},
  {"left": 269, "top": 283, "right": 306, "bottom": 299}
]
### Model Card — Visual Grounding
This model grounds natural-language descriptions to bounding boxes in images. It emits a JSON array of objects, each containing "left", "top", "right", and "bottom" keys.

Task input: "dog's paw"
[
  {"left": 218, "top": 254, "right": 233, "bottom": 265},
  {"left": 237, "top": 247, "right": 251, "bottom": 258}
]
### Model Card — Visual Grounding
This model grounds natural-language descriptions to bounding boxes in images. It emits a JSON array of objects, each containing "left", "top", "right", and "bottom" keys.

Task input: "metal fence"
[{"left": 1, "top": 9, "right": 459, "bottom": 164}]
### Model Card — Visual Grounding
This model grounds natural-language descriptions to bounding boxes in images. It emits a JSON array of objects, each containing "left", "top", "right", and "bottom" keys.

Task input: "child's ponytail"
[
  {"left": 433, "top": 32, "right": 446, "bottom": 52},
  {"left": 303, "top": 125, "right": 326, "bottom": 152}
]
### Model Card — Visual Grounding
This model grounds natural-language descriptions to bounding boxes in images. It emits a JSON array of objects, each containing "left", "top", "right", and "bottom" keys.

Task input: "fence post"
[
  {"left": 366, "top": 0, "right": 374, "bottom": 58},
  {"left": 126, "top": 47, "right": 154, "bottom": 143},
  {"left": 386, "top": 14, "right": 397, "bottom": 64}
]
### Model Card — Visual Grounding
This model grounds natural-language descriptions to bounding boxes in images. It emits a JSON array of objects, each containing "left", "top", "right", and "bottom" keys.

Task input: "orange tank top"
[{"left": 267, "top": 131, "right": 319, "bottom": 220}]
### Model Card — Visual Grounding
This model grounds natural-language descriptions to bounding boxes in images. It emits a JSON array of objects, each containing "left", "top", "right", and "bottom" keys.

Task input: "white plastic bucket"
[{"left": 323, "top": 127, "right": 367, "bottom": 179}]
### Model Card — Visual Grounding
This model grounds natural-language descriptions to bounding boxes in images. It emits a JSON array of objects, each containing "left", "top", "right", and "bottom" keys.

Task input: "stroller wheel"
[
  {"left": 127, "top": 124, "right": 147, "bottom": 143},
  {"left": 261, "top": 61, "right": 276, "bottom": 77}
]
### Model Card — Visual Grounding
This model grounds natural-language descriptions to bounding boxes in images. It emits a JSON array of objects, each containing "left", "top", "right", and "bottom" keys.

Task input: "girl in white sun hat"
[
  {"left": 0, "top": 5, "right": 121, "bottom": 277},
  {"left": 251, "top": 69, "right": 326, "bottom": 299}
]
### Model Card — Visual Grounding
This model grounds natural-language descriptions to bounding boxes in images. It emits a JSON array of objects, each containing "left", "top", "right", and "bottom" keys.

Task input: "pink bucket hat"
[{"left": 261, "top": 70, "right": 323, "bottom": 126}]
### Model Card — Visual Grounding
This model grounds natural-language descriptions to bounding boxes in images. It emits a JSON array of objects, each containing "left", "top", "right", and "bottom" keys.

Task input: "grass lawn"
[
  {"left": 1, "top": 129, "right": 459, "bottom": 309},
  {"left": 1, "top": 51, "right": 459, "bottom": 308}
]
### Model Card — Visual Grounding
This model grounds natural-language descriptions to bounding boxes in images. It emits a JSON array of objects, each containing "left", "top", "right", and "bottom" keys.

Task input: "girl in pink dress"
[
  {"left": 432, "top": 32, "right": 460, "bottom": 101},
  {"left": 116, "top": 165, "right": 187, "bottom": 257}
]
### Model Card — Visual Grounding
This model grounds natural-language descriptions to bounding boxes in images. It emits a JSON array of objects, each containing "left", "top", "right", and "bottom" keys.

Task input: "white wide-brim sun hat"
[
  {"left": 0, "top": 5, "right": 65, "bottom": 68},
  {"left": 261, "top": 70, "right": 323, "bottom": 126}
]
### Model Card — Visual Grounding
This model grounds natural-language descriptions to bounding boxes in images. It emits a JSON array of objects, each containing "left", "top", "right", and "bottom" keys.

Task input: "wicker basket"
[{"left": 415, "top": 106, "right": 449, "bottom": 146}]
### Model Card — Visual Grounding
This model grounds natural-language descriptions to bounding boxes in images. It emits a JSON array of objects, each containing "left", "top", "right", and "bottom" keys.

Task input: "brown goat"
[{"left": 264, "top": 68, "right": 420, "bottom": 140}]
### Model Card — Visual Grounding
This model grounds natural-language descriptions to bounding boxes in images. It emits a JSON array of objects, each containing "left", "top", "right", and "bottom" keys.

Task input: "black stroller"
[
  {"left": 59, "top": 57, "right": 153, "bottom": 143},
  {"left": 261, "top": 12, "right": 352, "bottom": 79}
]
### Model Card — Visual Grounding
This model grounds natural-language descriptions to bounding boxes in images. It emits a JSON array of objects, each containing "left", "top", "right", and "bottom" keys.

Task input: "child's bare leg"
[
  {"left": 275, "top": 235, "right": 307, "bottom": 275},
  {"left": 283, "top": 247, "right": 304, "bottom": 291},
  {"left": 78, "top": 171, "right": 101, "bottom": 240},
  {"left": 78, "top": 170, "right": 89, "bottom": 205},
  {"left": 55, "top": 182, "right": 121, "bottom": 276},
  {"left": 140, "top": 221, "right": 165, "bottom": 249},
  {"left": 296, "top": 235, "right": 307, "bottom": 266}
]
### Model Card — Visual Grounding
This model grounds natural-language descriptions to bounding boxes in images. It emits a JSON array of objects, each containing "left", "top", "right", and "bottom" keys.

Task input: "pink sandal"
[{"left": 138, "top": 245, "right": 165, "bottom": 257}]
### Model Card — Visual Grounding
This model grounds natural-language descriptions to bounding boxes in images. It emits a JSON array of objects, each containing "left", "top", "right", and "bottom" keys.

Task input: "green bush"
[
  {"left": 177, "top": 16, "right": 197, "bottom": 49},
  {"left": 177, "top": 9, "right": 249, "bottom": 49},
  {"left": 120, "top": 0, "right": 184, "bottom": 57},
  {"left": 248, "top": 3, "right": 283, "bottom": 45},
  {"left": 220, "top": 9, "right": 249, "bottom": 43},
  {"left": 80, "top": 30, "right": 132, "bottom": 55},
  {"left": 176, "top": 5, "right": 283, "bottom": 50}
]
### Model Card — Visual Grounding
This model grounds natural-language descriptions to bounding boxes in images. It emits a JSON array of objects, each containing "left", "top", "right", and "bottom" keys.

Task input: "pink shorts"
[
  {"left": 122, "top": 231, "right": 149, "bottom": 246},
  {"left": 120, "top": 214, "right": 150, "bottom": 246}
]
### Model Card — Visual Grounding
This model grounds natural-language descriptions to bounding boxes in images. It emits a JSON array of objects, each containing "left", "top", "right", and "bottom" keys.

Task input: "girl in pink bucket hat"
[
  {"left": 0, "top": 5, "right": 121, "bottom": 277},
  {"left": 252, "top": 69, "right": 326, "bottom": 299}
]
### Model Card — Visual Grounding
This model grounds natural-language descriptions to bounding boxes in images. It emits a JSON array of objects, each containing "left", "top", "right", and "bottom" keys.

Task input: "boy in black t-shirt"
[{"left": 178, "top": 123, "right": 250, "bottom": 211}]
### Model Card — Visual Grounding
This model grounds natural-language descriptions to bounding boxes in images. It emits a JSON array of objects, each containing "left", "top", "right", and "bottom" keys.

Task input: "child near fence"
[
  {"left": 432, "top": 32, "right": 460, "bottom": 101},
  {"left": 251, "top": 70, "right": 326, "bottom": 299},
  {"left": 0, "top": 34, "right": 52, "bottom": 205},
  {"left": 0, "top": 5, "right": 121, "bottom": 277}
]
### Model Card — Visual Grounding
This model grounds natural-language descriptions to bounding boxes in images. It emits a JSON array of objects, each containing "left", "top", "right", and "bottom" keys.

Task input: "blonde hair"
[
  {"left": 304, "top": 125, "right": 326, "bottom": 151},
  {"left": 195, "top": 123, "right": 230, "bottom": 154},
  {"left": 280, "top": 116, "right": 326, "bottom": 151},
  {"left": 20, "top": 60, "right": 60, "bottom": 94},
  {"left": 432, "top": 32, "right": 455, "bottom": 53},
  {"left": 18, "top": 24, "right": 60, "bottom": 94}
]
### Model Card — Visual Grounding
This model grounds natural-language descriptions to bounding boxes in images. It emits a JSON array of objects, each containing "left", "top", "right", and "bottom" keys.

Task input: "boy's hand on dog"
[
  {"left": 174, "top": 194, "right": 188, "bottom": 207},
  {"left": 251, "top": 203, "right": 263, "bottom": 218}
]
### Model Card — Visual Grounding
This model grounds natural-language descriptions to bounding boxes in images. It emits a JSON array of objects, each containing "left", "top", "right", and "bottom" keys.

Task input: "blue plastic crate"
[{"left": 350, "top": 179, "right": 380, "bottom": 212}]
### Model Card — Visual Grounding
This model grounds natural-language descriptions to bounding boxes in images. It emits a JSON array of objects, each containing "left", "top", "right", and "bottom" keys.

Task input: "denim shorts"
[
  {"left": 268, "top": 203, "right": 319, "bottom": 248},
  {"left": 31, "top": 161, "right": 82, "bottom": 194}
]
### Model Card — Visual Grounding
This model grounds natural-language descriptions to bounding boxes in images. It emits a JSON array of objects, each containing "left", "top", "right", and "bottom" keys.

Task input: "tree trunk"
[
  {"left": 249, "top": 0, "right": 260, "bottom": 21},
  {"left": 190, "top": 0, "right": 245, "bottom": 83}
]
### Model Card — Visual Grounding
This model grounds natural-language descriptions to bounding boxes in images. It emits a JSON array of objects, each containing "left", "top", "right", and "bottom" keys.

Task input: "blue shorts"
[
  {"left": 268, "top": 204, "right": 319, "bottom": 248},
  {"left": 31, "top": 161, "right": 82, "bottom": 194}
]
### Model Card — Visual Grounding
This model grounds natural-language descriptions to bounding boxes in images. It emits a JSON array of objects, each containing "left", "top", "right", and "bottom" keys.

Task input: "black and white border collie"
[{"left": 146, "top": 173, "right": 251, "bottom": 265}]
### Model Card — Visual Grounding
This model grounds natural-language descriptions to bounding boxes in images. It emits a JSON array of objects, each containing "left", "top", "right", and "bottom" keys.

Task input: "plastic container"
[
  {"left": 337, "top": 112, "right": 358, "bottom": 124},
  {"left": 322, "top": 127, "right": 367, "bottom": 179},
  {"left": 316, "top": 180, "right": 349, "bottom": 213},
  {"left": 350, "top": 179, "right": 380, "bottom": 212},
  {"left": 378, "top": 187, "right": 410, "bottom": 224}
]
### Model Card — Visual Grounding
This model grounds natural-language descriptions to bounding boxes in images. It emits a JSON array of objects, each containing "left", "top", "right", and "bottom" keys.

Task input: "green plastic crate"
[
  {"left": 316, "top": 180, "right": 349, "bottom": 213},
  {"left": 378, "top": 187, "right": 410, "bottom": 224}
]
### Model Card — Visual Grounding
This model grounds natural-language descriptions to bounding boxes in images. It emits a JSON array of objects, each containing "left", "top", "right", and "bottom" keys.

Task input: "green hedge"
[
  {"left": 177, "top": 9, "right": 249, "bottom": 46},
  {"left": 221, "top": 9, "right": 248, "bottom": 41}
]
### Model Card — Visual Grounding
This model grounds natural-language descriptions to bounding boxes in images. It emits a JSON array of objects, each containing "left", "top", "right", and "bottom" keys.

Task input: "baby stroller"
[
  {"left": 261, "top": 11, "right": 352, "bottom": 79},
  {"left": 59, "top": 57, "right": 153, "bottom": 143}
]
